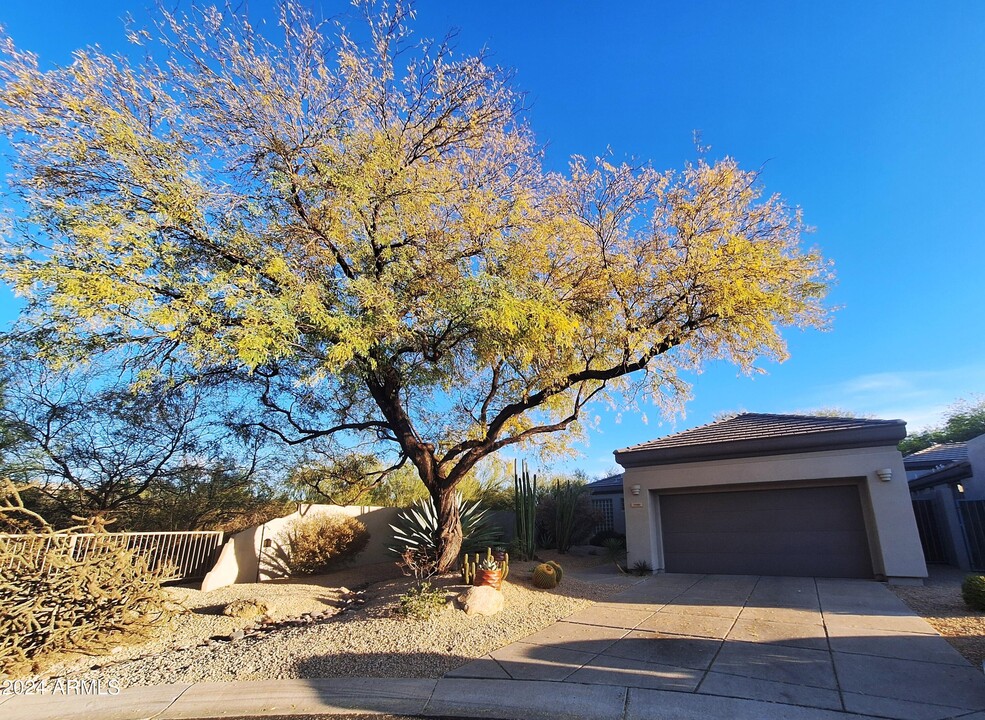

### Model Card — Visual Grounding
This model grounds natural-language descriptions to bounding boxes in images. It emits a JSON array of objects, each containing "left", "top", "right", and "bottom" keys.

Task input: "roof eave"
[
  {"left": 614, "top": 423, "right": 907, "bottom": 468},
  {"left": 908, "top": 461, "right": 973, "bottom": 491}
]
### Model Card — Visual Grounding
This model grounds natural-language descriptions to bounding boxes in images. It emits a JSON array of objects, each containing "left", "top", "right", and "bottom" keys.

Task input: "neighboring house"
[
  {"left": 905, "top": 442, "right": 970, "bottom": 483},
  {"left": 905, "top": 434, "right": 985, "bottom": 570},
  {"left": 614, "top": 413, "right": 927, "bottom": 582},
  {"left": 585, "top": 473, "right": 626, "bottom": 535}
]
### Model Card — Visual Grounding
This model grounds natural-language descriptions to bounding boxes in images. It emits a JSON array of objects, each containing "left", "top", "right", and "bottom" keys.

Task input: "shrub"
[
  {"left": 285, "top": 514, "right": 370, "bottom": 576},
  {"left": 962, "top": 574, "right": 985, "bottom": 611},
  {"left": 603, "top": 537, "right": 627, "bottom": 573},
  {"left": 589, "top": 529, "right": 626, "bottom": 547},
  {"left": 388, "top": 494, "right": 501, "bottom": 558},
  {"left": 632, "top": 559, "right": 653, "bottom": 576},
  {"left": 398, "top": 582, "right": 447, "bottom": 620},
  {"left": 0, "top": 523, "right": 174, "bottom": 676},
  {"left": 222, "top": 598, "right": 269, "bottom": 619}
]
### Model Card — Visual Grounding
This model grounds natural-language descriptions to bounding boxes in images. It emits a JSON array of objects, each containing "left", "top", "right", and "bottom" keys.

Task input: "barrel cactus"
[
  {"left": 546, "top": 560, "right": 563, "bottom": 583},
  {"left": 531, "top": 562, "right": 559, "bottom": 589}
]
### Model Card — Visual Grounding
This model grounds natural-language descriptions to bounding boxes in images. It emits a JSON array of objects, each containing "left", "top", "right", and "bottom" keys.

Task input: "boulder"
[{"left": 459, "top": 585, "right": 504, "bottom": 616}]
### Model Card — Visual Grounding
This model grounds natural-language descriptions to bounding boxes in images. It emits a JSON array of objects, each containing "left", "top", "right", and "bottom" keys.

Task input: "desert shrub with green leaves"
[
  {"left": 285, "top": 513, "right": 370, "bottom": 576},
  {"left": 962, "top": 574, "right": 985, "bottom": 611},
  {"left": 0, "top": 511, "right": 174, "bottom": 676},
  {"left": 397, "top": 581, "right": 447, "bottom": 620}
]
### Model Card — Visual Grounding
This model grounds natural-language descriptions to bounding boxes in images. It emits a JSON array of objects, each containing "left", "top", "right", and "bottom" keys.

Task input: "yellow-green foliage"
[
  {"left": 531, "top": 562, "right": 559, "bottom": 589},
  {"left": 546, "top": 560, "right": 563, "bottom": 583},
  {"left": 0, "top": 2, "right": 832, "bottom": 576},
  {"left": 0, "top": 528, "right": 174, "bottom": 677},
  {"left": 285, "top": 514, "right": 370, "bottom": 576}
]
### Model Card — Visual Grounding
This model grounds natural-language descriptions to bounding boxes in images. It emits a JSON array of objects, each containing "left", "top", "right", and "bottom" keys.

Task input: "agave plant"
[{"left": 389, "top": 494, "right": 502, "bottom": 558}]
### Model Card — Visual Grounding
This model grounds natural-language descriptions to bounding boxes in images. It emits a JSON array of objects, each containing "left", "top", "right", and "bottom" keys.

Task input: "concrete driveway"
[{"left": 447, "top": 573, "right": 985, "bottom": 720}]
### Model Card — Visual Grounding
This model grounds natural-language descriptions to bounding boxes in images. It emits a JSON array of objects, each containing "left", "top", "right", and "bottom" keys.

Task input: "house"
[
  {"left": 905, "top": 434, "right": 985, "bottom": 570},
  {"left": 614, "top": 413, "right": 927, "bottom": 582},
  {"left": 585, "top": 472, "right": 626, "bottom": 536}
]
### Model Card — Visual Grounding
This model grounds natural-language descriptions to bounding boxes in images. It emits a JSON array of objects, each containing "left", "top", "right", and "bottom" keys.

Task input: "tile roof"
[
  {"left": 903, "top": 443, "right": 968, "bottom": 466},
  {"left": 586, "top": 473, "right": 624, "bottom": 492},
  {"left": 615, "top": 413, "right": 907, "bottom": 467}
]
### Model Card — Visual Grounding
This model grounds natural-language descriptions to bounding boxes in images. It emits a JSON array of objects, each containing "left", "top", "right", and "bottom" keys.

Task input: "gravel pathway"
[
  {"left": 891, "top": 565, "right": 985, "bottom": 668},
  {"left": 31, "top": 553, "right": 624, "bottom": 688}
]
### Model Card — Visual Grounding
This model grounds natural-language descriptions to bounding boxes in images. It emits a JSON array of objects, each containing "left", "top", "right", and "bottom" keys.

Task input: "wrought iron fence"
[
  {"left": 911, "top": 498, "right": 949, "bottom": 564},
  {"left": 958, "top": 500, "right": 985, "bottom": 571},
  {"left": 0, "top": 530, "right": 224, "bottom": 581}
]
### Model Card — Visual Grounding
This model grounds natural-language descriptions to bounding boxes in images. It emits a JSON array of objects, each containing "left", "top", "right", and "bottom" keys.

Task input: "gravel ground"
[
  {"left": 891, "top": 565, "right": 985, "bottom": 668},
  {"left": 31, "top": 552, "right": 624, "bottom": 688},
  {"left": 26, "top": 558, "right": 983, "bottom": 686}
]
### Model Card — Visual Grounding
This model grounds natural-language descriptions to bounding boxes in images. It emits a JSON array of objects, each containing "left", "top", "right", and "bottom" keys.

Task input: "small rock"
[
  {"left": 222, "top": 599, "right": 270, "bottom": 619},
  {"left": 338, "top": 586, "right": 350, "bottom": 595},
  {"left": 229, "top": 629, "right": 246, "bottom": 642},
  {"left": 459, "top": 585, "right": 505, "bottom": 616}
]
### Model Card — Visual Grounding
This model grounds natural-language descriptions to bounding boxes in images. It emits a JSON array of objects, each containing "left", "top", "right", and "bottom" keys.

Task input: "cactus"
[
  {"left": 553, "top": 479, "right": 581, "bottom": 553},
  {"left": 462, "top": 548, "right": 509, "bottom": 584},
  {"left": 546, "top": 560, "right": 563, "bottom": 583},
  {"left": 531, "top": 562, "right": 559, "bottom": 589},
  {"left": 461, "top": 553, "right": 477, "bottom": 584},
  {"left": 514, "top": 460, "right": 537, "bottom": 561}
]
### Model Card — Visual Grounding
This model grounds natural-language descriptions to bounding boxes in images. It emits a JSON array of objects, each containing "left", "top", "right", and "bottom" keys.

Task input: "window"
[{"left": 592, "top": 498, "right": 614, "bottom": 533}]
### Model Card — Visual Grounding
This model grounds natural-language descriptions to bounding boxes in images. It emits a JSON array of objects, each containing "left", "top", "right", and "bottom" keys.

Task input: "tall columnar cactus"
[
  {"left": 514, "top": 460, "right": 537, "bottom": 561},
  {"left": 553, "top": 479, "right": 581, "bottom": 553},
  {"left": 531, "top": 562, "right": 559, "bottom": 589},
  {"left": 461, "top": 554, "right": 476, "bottom": 585}
]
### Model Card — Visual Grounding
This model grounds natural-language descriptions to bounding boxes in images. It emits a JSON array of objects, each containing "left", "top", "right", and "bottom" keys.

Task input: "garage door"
[{"left": 659, "top": 484, "right": 873, "bottom": 578}]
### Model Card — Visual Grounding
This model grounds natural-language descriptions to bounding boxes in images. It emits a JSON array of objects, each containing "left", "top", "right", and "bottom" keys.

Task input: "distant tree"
[
  {"left": 0, "top": 385, "right": 29, "bottom": 483},
  {"left": 797, "top": 407, "right": 874, "bottom": 419},
  {"left": 126, "top": 462, "right": 284, "bottom": 532},
  {"left": 288, "top": 452, "right": 513, "bottom": 510},
  {"left": 0, "top": 359, "right": 264, "bottom": 528},
  {"left": 286, "top": 452, "right": 403, "bottom": 507},
  {"left": 0, "top": 2, "right": 832, "bottom": 569},
  {"left": 899, "top": 397, "right": 985, "bottom": 456}
]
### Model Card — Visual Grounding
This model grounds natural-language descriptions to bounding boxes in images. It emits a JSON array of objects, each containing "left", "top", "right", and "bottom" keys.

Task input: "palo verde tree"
[{"left": 0, "top": 2, "right": 832, "bottom": 570}]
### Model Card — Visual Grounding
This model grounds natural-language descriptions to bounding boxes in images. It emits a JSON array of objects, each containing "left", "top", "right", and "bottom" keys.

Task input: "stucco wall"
[
  {"left": 964, "top": 434, "right": 985, "bottom": 500},
  {"left": 620, "top": 445, "right": 927, "bottom": 581},
  {"left": 201, "top": 504, "right": 401, "bottom": 591}
]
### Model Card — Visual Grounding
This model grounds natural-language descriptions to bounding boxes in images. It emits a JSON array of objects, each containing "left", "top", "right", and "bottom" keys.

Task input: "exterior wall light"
[
  {"left": 876, "top": 468, "right": 893, "bottom": 482},
  {"left": 631, "top": 484, "right": 641, "bottom": 496}
]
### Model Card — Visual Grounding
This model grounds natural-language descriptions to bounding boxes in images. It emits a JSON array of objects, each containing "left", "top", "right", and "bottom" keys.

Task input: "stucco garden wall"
[
  {"left": 201, "top": 504, "right": 401, "bottom": 591},
  {"left": 621, "top": 445, "right": 927, "bottom": 582}
]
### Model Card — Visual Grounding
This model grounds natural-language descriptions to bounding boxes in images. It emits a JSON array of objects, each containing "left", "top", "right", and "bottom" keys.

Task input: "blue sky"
[{"left": 1, "top": 2, "right": 984, "bottom": 477}]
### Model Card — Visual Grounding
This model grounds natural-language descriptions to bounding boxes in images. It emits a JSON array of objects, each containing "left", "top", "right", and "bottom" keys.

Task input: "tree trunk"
[{"left": 432, "top": 484, "right": 463, "bottom": 573}]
